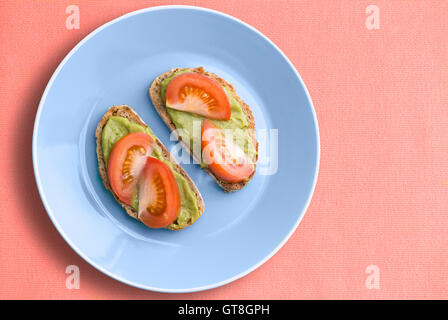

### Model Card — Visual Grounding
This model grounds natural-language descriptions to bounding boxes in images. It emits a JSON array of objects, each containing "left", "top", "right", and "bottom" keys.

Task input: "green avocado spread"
[
  {"left": 160, "top": 70, "right": 257, "bottom": 165},
  {"left": 102, "top": 116, "right": 200, "bottom": 230}
]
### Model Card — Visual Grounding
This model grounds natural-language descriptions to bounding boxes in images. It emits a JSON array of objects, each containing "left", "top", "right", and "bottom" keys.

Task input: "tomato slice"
[
  {"left": 107, "top": 132, "right": 154, "bottom": 205},
  {"left": 138, "top": 157, "right": 181, "bottom": 228},
  {"left": 165, "top": 73, "right": 231, "bottom": 120},
  {"left": 201, "top": 119, "right": 255, "bottom": 183}
]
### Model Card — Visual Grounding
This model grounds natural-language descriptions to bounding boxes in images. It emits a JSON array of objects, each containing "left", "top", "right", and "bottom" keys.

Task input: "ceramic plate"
[{"left": 33, "top": 6, "right": 319, "bottom": 292}]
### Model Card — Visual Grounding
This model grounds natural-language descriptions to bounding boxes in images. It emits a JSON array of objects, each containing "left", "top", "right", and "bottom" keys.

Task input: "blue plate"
[{"left": 33, "top": 6, "right": 319, "bottom": 292}]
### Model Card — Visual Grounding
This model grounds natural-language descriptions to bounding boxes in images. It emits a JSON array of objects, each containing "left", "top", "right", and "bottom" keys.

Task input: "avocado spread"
[
  {"left": 160, "top": 70, "right": 257, "bottom": 165},
  {"left": 102, "top": 116, "right": 200, "bottom": 230}
]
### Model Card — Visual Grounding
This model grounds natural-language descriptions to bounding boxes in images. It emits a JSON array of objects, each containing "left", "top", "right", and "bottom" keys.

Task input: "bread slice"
[
  {"left": 95, "top": 105, "right": 205, "bottom": 230},
  {"left": 149, "top": 67, "right": 258, "bottom": 192}
]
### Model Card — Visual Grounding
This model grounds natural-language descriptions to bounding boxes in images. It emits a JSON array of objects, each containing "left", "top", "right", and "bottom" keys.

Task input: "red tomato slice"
[
  {"left": 201, "top": 119, "right": 255, "bottom": 183},
  {"left": 107, "top": 132, "right": 154, "bottom": 205},
  {"left": 138, "top": 157, "right": 181, "bottom": 228},
  {"left": 165, "top": 73, "right": 231, "bottom": 120}
]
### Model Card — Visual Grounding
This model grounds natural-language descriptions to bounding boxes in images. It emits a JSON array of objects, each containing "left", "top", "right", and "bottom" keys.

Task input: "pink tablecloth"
[{"left": 1, "top": 0, "right": 447, "bottom": 299}]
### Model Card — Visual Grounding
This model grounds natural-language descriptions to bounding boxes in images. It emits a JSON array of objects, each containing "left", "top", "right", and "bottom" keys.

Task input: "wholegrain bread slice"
[
  {"left": 96, "top": 105, "right": 205, "bottom": 230},
  {"left": 149, "top": 67, "right": 258, "bottom": 192}
]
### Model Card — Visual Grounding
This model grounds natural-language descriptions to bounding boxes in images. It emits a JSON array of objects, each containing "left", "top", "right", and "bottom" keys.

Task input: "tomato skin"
[
  {"left": 201, "top": 119, "right": 255, "bottom": 183},
  {"left": 107, "top": 132, "right": 154, "bottom": 205},
  {"left": 138, "top": 157, "right": 181, "bottom": 228},
  {"left": 165, "top": 73, "right": 231, "bottom": 120}
]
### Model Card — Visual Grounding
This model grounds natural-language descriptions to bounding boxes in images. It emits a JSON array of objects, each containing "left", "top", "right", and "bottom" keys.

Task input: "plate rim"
[{"left": 32, "top": 5, "right": 320, "bottom": 293}]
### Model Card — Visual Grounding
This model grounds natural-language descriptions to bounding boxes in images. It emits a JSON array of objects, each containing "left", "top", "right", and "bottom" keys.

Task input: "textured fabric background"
[{"left": 0, "top": 0, "right": 447, "bottom": 299}]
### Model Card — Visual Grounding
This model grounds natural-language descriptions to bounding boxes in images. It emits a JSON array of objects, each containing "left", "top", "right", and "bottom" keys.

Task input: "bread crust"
[
  {"left": 149, "top": 67, "right": 258, "bottom": 192},
  {"left": 95, "top": 105, "right": 205, "bottom": 230}
]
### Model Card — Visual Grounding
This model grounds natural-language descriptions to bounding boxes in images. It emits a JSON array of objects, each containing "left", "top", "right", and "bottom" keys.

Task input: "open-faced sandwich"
[
  {"left": 149, "top": 67, "right": 258, "bottom": 192},
  {"left": 96, "top": 105, "right": 204, "bottom": 230}
]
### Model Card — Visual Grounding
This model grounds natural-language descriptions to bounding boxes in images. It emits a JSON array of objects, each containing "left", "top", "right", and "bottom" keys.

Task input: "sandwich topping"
[
  {"left": 160, "top": 70, "right": 257, "bottom": 183},
  {"left": 107, "top": 133, "right": 180, "bottom": 229},
  {"left": 137, "top": 157, "right": 181, "bottom": 228},
  {"left": 201, "top": 119, "right": 255, "bottom": 183},
  {"left": 107, "top": 132, "right": 154, "bottom": 205},
  {"left": 165, "top": 72, "right": 231, "bottom": 120},
  {"left": 102, "top": 116, "right": 200, "bottom": 230}
]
